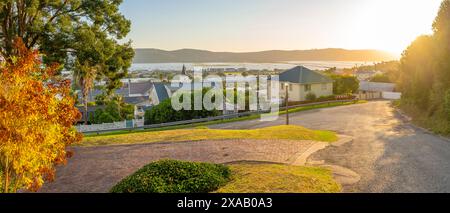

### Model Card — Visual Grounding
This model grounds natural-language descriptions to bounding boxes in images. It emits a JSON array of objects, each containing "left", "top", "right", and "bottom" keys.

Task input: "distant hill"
[{"left": 133, "top": 48, "right": 397, "bottom": 63}]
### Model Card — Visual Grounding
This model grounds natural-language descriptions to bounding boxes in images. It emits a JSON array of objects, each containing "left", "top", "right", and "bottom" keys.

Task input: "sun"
[{"left": 350, "top": 0, "right": 442, "bottom": 56}]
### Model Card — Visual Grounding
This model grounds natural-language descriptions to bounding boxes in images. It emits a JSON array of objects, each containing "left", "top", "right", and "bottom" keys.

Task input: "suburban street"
[
  {"left": 210, "top": 101, "right": 450, "bottom": 193},
  {"left": 39, "top": 100, "right": 450, "bottom": 193}
]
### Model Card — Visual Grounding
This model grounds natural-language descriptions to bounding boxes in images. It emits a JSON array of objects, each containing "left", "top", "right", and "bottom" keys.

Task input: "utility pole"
[{"left": 285, "top": 85, "right": 289, "bottom": 125}]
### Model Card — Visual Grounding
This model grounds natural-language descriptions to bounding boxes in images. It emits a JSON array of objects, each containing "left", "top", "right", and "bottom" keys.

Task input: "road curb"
[
  {"left": 332, "top": 135, "right": 354, "bottom": 147},
  {"left": 291, "top": 142, "right": 329, "bottom": 166},
  {"left": 321, "top": 164, "right": 361, "bottom": 186},
  {"left": 395, "top": 109, "right": 450, "bottom": 143}
]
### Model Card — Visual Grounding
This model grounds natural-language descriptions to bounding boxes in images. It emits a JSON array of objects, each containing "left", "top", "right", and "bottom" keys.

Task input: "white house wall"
[{"left": 281, "top": 83, "right": 333, "bottom": 102}]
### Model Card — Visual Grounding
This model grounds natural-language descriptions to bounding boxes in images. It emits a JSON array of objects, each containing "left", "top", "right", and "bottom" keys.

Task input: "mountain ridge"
[{"left": 133, "top": 48, "right": 397, "bottom": 63}]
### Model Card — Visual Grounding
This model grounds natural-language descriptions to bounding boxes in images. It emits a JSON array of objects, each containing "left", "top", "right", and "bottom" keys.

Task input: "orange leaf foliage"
[{"left": 0, "top": 39, "right": 82, "bottom": 192}]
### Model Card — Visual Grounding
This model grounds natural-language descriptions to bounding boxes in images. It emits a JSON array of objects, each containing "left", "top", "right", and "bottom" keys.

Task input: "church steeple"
[{"left": 181, "top": 64, "right": 187, "bottom": 75}]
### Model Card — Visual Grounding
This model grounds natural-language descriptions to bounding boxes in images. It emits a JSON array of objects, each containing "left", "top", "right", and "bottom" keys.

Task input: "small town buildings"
[
  {"left": 77, "top": 79, "right": 154, "bottom": 120},
  {"left": 359, "top": 81, "right": 396, "bottom": 93},
  {"left": 358, "top": 81, "right": 401, "bottom": 100},
  {"left": 279, "top": 66, "right": 334, "bottom": 102}
]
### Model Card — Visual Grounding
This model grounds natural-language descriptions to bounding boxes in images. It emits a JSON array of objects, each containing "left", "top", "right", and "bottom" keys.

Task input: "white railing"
[{"left": 76, "top": 119, "right": 145, "bottom": 133}]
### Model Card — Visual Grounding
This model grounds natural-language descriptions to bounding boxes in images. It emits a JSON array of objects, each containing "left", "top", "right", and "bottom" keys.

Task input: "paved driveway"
[
  {"left": 210, "top": 101, "right": 450, "bottom": 192},
  {"left": 40, "top": 139, "right": 318, "bottom": 193}
]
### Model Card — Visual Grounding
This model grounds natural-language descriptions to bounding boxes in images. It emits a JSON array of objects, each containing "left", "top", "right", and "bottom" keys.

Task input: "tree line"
[{"left": 398, "top": 0, "right": 450, "bottom": 134}]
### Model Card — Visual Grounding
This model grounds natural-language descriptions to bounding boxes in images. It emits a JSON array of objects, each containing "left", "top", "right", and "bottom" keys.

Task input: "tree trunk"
[
  {"left": 83, "top": 85, "right": 89, "bottom": 125},
  {"left": 84, "top": 102, "right": 88, "bottom": 125}
]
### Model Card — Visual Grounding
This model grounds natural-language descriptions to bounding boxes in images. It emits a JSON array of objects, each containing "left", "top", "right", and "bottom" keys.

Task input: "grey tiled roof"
[
  {"left": 153, "top": 83, "right": 170, "bottom": 102},
  {"left": 129, "top": 82, "right": 153, "bottom": 95},
  {"left": 280, "top": 66, "right": 333, "bottom": 84},
  {"left": 77, "top": 80, "right": 153, "bottom": 103},
  {"left": 123, "top": 96, "right": 150, "bottom": 105}
]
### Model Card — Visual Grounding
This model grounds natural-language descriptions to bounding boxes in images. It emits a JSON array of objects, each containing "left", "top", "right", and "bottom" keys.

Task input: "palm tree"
[{"left": 74, "top": 61, "right": 98, "bottom": 125}]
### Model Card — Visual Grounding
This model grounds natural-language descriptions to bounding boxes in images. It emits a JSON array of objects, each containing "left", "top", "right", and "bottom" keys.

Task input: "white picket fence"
[
  {"left": 76, "top": 119, "right": 145, "bottom": 133},
  {"left": 382, "top": 92, "right": 402, "bottom": 100},
  {"left": 355, "top": 92, "right": 382, "bottom": 100},
  {"left": 356, "top": 91, "right": 402, "bottom": 100}
]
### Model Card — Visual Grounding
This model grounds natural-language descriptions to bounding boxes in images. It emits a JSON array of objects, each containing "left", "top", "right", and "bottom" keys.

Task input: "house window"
[
  {"left": 289, "top": 84, "right": 293, "bottom": 92},
  {"left": 281, "top": 83, "right": 285, "bottom": 91},
  {"left": 305, "top": 85, "right": 312, "bottom": 92},
  {"left": 322, "top": 83, "right": 327, "bottom": 91}
]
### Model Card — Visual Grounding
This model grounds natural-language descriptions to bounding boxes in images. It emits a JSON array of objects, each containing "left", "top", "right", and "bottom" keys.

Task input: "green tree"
[
  {"left": 145, "top": 89, "right": 221, "bottom": 125},
  {"left": 399, "top": 0, "right": 450, "bottom": 134},
  {"left": 90, "top": 98, "right": 135, "bottom": 124},
  {"left": 0, "top": 0, "right": 134, "bottom": 93},
  {"left": 93, "top": 109, "right": 115, "bottom": 124},
  {"left": 121, "top": 103, "right": 136, "bottom": 120},
  {"left": 74, "top": 61, "right": 97, "bottom": 124},
  {"left": 370, "top": 74, "right": 392, "bottom": 83},
  {"left": 328, "top": 75, "right": 359, "bottom": 95},
  {"left": 399, "top": 35, "right": 436, "bottom": 110},
  {"left": 445, "top": 90, "right": 450, "bottom": 121}
]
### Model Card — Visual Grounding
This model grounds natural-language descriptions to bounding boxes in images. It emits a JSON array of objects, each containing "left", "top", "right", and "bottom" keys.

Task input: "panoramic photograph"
[{"left": 1, "top": 0, "right": 450, "bottom": 210}]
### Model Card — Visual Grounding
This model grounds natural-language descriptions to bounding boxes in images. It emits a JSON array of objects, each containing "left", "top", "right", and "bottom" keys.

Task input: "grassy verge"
[
  {"left": 397, "top": 102, "right": 450, "bottom": 136},
  {"left": 80, "top": 125, "right": 338, "bottom": 147},
  {"left": 216, "top": 162, "right": 341, "bottom": 193},
  {"left": 84, "top": 100, "right": 367, "bottom": 138}
]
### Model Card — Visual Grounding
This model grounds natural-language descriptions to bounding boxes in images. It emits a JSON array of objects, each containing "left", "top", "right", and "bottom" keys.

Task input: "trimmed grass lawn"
[
  {"left": 216, "top": 163, "right": 341, "bottom": 193},
  {"left": 80, "top": 125, "right": 338, "bottom": 147}
]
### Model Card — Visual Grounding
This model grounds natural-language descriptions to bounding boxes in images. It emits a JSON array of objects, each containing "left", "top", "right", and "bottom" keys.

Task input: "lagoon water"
[{"left": 130, "top": 61, "right": 376, "bottom": 72}]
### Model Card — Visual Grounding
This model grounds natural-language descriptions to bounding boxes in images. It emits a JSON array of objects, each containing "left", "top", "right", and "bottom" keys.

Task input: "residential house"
[
  {"left": 124, "top": 96, "right": 152, "bottom": 119},
  {"left": 279, "top": 66, "right": 334, "bottom": 102},
  {"left": 77, "top": 79, "right": 154, "bottom": 120}
]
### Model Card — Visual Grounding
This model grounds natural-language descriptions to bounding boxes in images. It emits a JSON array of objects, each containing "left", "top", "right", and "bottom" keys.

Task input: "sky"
[{"left": 120, "top": 0, "right": 443, "bottom": 56}]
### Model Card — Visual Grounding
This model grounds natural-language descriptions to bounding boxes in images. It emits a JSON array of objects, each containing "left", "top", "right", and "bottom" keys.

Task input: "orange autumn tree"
[{"left": 0, "top": 39, "right": 82, "bottom": 193}]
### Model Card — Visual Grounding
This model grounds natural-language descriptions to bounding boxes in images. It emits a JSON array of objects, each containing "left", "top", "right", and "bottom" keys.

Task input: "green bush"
[
  {"left": 327, "top": 74, "right": 359, "bottom": 95},
  {"left": 110, "top": 160, "right": 231, "bottom": 193},
  {"left": 90, "top": 100, "right": 135, "bottom": 124},
  {"left": 370, "top": 73, "right": 392, "bottom": 83},
  {"left": 306, "top": 93, "right": 317, "bottom": 101},
  {"left": 144, "top": 89, "right": 220, "bottom": 125},
  {"left": 445, "top": 89, "right": 450, "bottom": 122}
]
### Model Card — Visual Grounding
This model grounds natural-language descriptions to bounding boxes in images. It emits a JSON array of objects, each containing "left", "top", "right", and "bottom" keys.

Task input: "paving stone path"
[{"left": 40, "top": 139, "right": 319, "bottom": 193}]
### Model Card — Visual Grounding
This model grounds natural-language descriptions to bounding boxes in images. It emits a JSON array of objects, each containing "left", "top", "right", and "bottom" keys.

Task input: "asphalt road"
[{"left": 210, "top": 101, "right": 450, "bottom": 193}]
